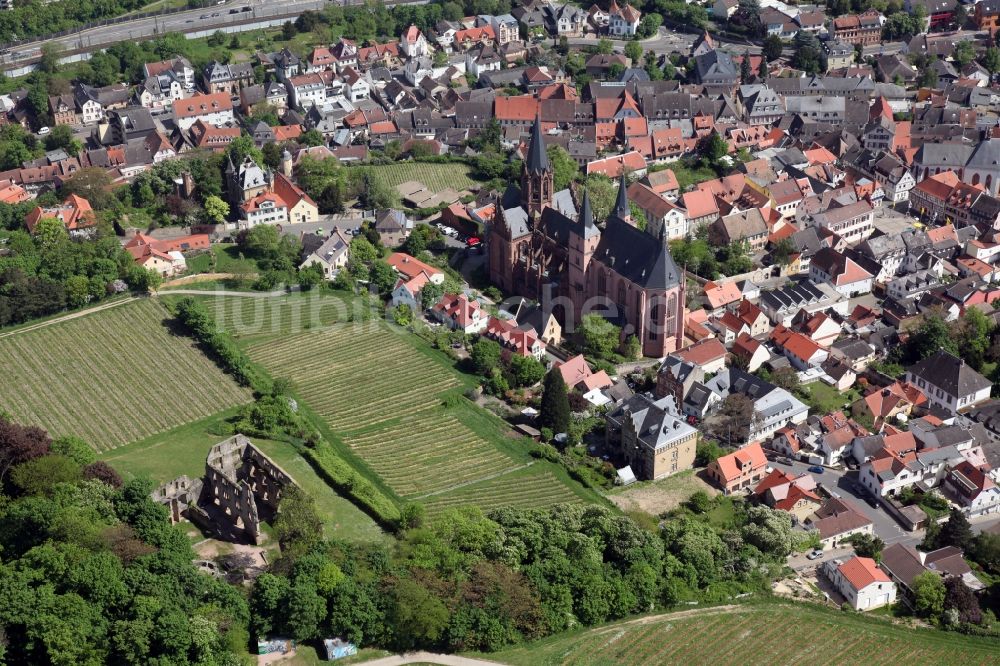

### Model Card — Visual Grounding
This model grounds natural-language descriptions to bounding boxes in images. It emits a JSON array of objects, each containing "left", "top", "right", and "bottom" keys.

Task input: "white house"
[
  {"left": 944, "top": 461, "right": 1000, "bottom": 517},
  {"left": 239, "top": 193, "right": 288, "bottom": 229},
  {"left": 431, "top": 293, "right": 489, "bottom": 334},
  {"left": 825, "top": 556, "right": 897, "bottom": 611},
  {"left": 627, "top": 182, "right": 687, "bottom": 241},
  {"left": 285, "top": 74, "right": 328, "bottom": 109},
  {"left": 300, "top": 228, "right": 352, "bottom": 279},
  {"left": 608, "top": 0, "right": 641, "bottom": 36},
  {"left": 173, "top": 92, "right": 234, "bottom": 130},
  {"left": 905, "top": 350, "right": 992, "bottom": 415},
  {"left": 400, "top": 25, "right": 429, "bottom": 58},
  {"left": 809, "top": 247, "right": 874, "bottom": 298}
]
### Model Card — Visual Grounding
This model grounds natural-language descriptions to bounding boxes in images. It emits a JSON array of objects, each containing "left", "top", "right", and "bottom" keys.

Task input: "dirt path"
[
  {"left": 353, "top": 652, "right": 509, "bottom": 666},
  {"left": 0, "top": 296, "right": 140, "bottom": 340}
]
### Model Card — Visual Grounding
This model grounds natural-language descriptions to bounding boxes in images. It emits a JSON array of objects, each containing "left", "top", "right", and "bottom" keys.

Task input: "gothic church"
[{"left": 488, "top": 118, "right": 687, "bottom": 357}]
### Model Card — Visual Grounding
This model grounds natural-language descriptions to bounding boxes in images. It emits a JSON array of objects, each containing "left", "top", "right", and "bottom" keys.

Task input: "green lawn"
[
  {"left": 102, "top": 409, "right": 387, "bottom": 543},
  {"left": 798, "top": 381, "right": 859, "bottom": 415},
  {"left": 488, "top": 602, "right": 1000, "bottom": 666},
  {"left": 182, "top": 244, "right": 257, "bottom": 276},
  {"left": 350, "top": 162, "right": 479, "bottom": 193}
]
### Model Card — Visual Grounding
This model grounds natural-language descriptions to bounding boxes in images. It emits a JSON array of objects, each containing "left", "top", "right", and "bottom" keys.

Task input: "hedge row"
[
  {"left": 303, "top": 443, "right": 402, "bottom": 530},
  {"left": 171, "top": 297, "right": 272, "bottom": 394}
]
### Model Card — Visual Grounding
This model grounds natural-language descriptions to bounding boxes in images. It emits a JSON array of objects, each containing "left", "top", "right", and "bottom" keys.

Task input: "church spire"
[
  {"left": 614, "top": 171, "right": 630, "bottom": 221},
  {"left": 525, "top": 116, "right": 550, "bottom": 175},
  {"left": 579, "top": 188, "right": 599, "bottom": 239}
]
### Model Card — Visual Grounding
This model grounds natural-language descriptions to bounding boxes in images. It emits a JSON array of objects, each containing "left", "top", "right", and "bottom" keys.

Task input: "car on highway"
[
  {"left": 806, "top": 550, "right": 824, "bottom": 560},
  {"left": 807, "top": 465, "right": 825, "bottom": 474}
]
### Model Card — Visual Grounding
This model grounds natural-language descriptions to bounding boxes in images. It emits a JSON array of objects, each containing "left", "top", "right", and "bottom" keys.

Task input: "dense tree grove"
[
  {"left": 250, "top": 501, "right": 790, "bottom": 653},
  {"left": 0, "top": 416, "right": 249, "bottom": 664},
  {"left": 0, "top": 217, "right": 159, "bottom": 326}
]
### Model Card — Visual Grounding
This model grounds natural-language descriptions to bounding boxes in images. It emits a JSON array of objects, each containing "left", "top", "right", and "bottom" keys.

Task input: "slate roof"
[
  {"left": 907, "top": 349, "right": 991, "bottom": 398},
  {"left": 593, "top": 216, "right": 682, "bottom": 290}
]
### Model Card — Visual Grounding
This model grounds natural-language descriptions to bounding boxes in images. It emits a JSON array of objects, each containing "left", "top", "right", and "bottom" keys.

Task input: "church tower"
[
  {"left": 568, "top": 189, "right": 601, "bottom": 313},
  {"left": 613, "top": 172, "right": 631, "bottom": 223},
  {"left": 521, "top": 117, "right": 553, "bottom": 218}
]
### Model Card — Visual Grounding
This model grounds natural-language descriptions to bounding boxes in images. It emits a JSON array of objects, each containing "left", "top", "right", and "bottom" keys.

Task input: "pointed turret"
[
  {"left": 579, "top": 188, "right": 599, "bottom": 239},
  {"left": 525, "top": 116, "right": 551, "bottom": 175},
  {"left": 225, "top": 153, "right": 236, "bottom": 175},
  {"left": 614, "top": 172, "right": 630, "bottom": 221}
]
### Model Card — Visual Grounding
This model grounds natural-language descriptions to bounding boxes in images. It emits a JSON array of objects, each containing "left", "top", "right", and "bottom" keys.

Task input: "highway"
[{"left": 3, "top": 0, "right": 351, "bottom": 65}]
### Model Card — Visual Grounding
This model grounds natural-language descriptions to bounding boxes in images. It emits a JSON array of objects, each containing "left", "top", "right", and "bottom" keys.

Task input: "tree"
[
  {"left": 388, "top": 579, "right": 450, "bottom": 649},
  {"left": 60, "top": 168, "right": 113, "bottom": 209},
  {"left": 957, "top": 307, "right": 992, "bottom": 370},
  {"left": 704, "top": 393, "right": 756, "bottom": 445},
  {"left": 419, "top": 281, "right": 444, "bottom": 311},
  {"left": 740, "top": 51, "right": 752, "bottom": 84},
  {"left": 370, "top": 260, "right": 396, "bottom": 296},
  {"left": 507, "top": 354, "right": 545, "bottom": 388},
  {"left": 982, "top": 47, "right": 1000, "bottom": 75},
  {"left": 766, "top": 366, "right": 800, "bottom": 392},
  {"left": 912, "top": 571, "right": 946, "bottom": 618},
  {"left": 762, "top": 35, "right": 783, "bottom": 62},
  {"left": 10, "top": 454, "right": 81, "bottom": 495},
  {"left": 226, "top": 134, "right": 264, "bottom": 168},
  {"left": 757, "top": 56, "right": 768, "bottom": 82},
  {"left": 953, "top": 2, "right": 967, "bottom": 28},
  {"left": 274, "top": 485, "right": 323, "bottom": 555},
  {"left": 578, "top": 314, "right": 620, "bottom": 359},
  {"left": 201, "top": 195, "right": 230, "bottom": 224},
  {"left": 848, "top": 533, "right": 885, "bottom": 561},
  {"left": 50, "top": 435, "right": 95, "bottom": 466},
  {"left": 83, "top": 461, "right": 123, "bottom": 487},
  {"left": 935, "top": 508, "right": 974, "bottom": 551},
  {"left": 953, "top": 40, "right": 975, "bottom": 68},
  {"left": 0, "top": 416, "right": 51, "bottom": 482},
  {"left": 300, "top": 129, "right": 324, "bottom": 147},
  {"left": 239, "top": 224, "right": 280, "bottom": 257},
  {"left": 471, "top": 338, "right": 502, "bottom": 375},
  {"left": 698, "top": 132, "right": 729, "bottom": 166},
  {"left": 624, "top": 39, "right": 643, "bottom": 64},
  {"left": 596, "top": 38, "right": 614, "bottom": 55},
  {"left": 902, "top": 314, "right": 956, "bottom": 363},
  {"left": 539, "top": 369, "right": 571, "bottom": 434},
  {"left": 583, "top": 175, "right": 618, "bottom": 221},
  {"left": 771, "top": 237, "right": 795, "bottom": 266},
  {"left": 547, "top": 145, "right": 579, "bottom": 191},
  {"left": 943, "top": 576, "right": 981, "bottom": 625}
]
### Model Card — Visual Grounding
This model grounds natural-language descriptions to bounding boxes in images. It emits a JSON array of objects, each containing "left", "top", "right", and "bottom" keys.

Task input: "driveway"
[{"left": 769, "top": 458, "right": 913, "bottom": 546}]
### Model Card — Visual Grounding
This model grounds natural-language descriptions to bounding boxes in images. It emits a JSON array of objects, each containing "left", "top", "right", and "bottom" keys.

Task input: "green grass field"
[
  {"left": 0, "top": 299, "right": 251, "bottom": 451},
  {"left": 352, "top": 163, "right": 478, "bottom": 193},
  {"left": 490, "top": 603, "right": 1000, "bottom": 666}
]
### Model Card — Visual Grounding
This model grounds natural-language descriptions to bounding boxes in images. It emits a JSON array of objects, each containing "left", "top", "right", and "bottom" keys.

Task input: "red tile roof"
[{"left": 839, "top": 556, "right": 891, "bottom": 590}]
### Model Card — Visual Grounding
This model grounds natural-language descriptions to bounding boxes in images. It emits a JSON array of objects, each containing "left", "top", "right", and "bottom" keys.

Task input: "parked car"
[
  {"left": 806, "top": 549, "right": 824, "bottom": 560},
  {"left": 864, "top": 493, "right": 879, "bottom": 508},
  {"left": 777, "top": 457, "right": 793, "bottom": 465},
  {"left": 466, "top": 237, "right": 481, "bottom": 248},
  {"left": 808, "top": 465, "right": 825, "bottom": 474},
  {"left": 38, "top": 126, "right": 51, "bottom": 135}
]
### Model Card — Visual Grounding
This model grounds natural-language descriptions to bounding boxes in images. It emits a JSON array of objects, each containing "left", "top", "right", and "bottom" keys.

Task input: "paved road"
[
  {"left": 5, "top": 0, "right": 402, "bottom": 63},
  {"left": 769, "top": 458, "right": 913, "bottom": 546}
]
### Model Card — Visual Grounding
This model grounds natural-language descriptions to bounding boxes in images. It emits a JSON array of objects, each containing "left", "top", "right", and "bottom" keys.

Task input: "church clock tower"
[{"left": 521, "top": 117, "right": 554, "bottom": 218}]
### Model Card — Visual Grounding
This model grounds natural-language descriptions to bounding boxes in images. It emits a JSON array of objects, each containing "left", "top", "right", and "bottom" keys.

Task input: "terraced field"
[
  {"left": 491, "top": 603, "right": 1000, "bottom": 666},
  {"left": 247, "top": 324, "right": 460, "bottom": 431},
  {"left": 422, "top": 468, "right": 587, "bottom": 518},
  {"left": 0, "top": 299, "right": 251, "bottom": 451},
  {"left": 344, "top": 412, "right": 515, "bottom": 498}
]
